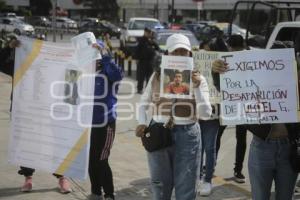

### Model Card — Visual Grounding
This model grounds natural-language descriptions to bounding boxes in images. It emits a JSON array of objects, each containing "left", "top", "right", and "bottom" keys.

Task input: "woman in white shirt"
[{"left": 135, "top": 33, "right": 212, "bottom": 200}]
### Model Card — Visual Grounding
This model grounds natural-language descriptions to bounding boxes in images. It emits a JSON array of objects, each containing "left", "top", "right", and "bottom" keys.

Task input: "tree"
[
  {"left": 30, "top": 0, "right": 52, "bottom": 16},
  {"left": 0, "top": 0, "right": 6, "bottom": 11},
  {"left": 83, "top": 0, "right": 119, "bottom": 21}
]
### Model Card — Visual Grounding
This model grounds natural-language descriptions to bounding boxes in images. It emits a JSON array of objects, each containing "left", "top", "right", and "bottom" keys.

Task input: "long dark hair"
[{"left": 208, "top": 35, "right": 229, "bottom": 52}]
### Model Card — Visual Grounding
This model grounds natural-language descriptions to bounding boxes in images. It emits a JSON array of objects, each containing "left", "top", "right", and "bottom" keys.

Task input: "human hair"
[
  {"left": 227, "top": 34, "right": 244, "bottom": 49},
  {"left": 199, "top": 39, "right": 210, "bottom": 49},
  {"left": 174, "top": 70, "right": 182, "bottom": 75},
  {"left": 208, "top": 36, "right": 229, "bottom": 52}
]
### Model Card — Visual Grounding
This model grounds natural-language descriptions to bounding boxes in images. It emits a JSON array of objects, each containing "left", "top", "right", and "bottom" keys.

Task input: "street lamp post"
[
  {"left": 51, "top": 0, "right": 57, "bottom": 42},
  {"left": 156, "top": 0, "right": 159, "bottom": 19},
  {"left": 171, "top": 0, "right": 175, "bottom": 23}
]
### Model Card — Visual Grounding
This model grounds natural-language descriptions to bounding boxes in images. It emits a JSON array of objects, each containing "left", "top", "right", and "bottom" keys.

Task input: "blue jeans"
[
  {"left": 199, "top": 119, "right": 219, "bottom": 183},
  {"left": 248, "top": 136, "right": 298, "bottom": 200},
  {"left": 147, "top": 123, "right": 201, "bottom": 200}
]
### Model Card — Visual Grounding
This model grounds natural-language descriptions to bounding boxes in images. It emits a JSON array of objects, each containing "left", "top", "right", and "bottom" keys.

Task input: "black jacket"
[
  {"left": 0, "top": 46, "right": 15, "bottom": 77},
  {"left": 135, "top": 36, "right": 159, "bottom": 61}
]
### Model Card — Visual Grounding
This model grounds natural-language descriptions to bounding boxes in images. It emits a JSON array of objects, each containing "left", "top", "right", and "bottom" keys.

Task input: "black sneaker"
[
  {"left": 104, "top": 194, "right": 114, "bottom": 200},
  {"left": 234, "top": 171, "right": 246, "bottom": 183}
]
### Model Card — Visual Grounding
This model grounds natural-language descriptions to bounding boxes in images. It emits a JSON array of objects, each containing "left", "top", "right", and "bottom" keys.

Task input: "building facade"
[
  {"left": 3, "top": 0, "right": 29, "bottom": 10},
  {"left": 117, "top": 0, "right": 241, "bottom": 23}
]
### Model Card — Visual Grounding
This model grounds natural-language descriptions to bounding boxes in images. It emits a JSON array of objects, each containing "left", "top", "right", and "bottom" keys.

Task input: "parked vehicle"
[
  {"left": 0, "top": 12, "right": 17, "bottom": 18},
  {"left": 0, "top": 17, "right": 34, "bottom": 35},
  {"left": 55, "top": 17, "right": 77, "bottom": 29},
  {"left": 79, "top": 17, "right": 99, "bottom": 27},
  {"left": 229, "top": 1, "right": 300, "bottom": 48},
  {"left": 153, "top": 29, "right": 200, "bottom": 51},
  {"left": 25, "top": 16, "right": 51, "bottom": 27},
  {"left": 100, "top": 21, "right": 121, "bottom": 38},
  {"left": 196, "top": 22, "right": 247, "bottom": 41},
  {"left": 120, "top": 17, "right": 162, "bottom": 56},
  {"left": 79, "top": 20, "right": 121, "bottom": 38}
]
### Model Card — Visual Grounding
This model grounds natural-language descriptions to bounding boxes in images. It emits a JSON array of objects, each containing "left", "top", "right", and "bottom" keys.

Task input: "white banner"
[
  {"left": 220, "top": 49, "right": 298, "bottom": 125},
  {"left": 194, "top": 50, "right": 221, "bottom": 104},
  {"left": 8, "top": 37, "right": 96, "bottom": 180}
]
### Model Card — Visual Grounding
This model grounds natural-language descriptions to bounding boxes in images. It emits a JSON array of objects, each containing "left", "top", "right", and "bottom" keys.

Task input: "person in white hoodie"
[{"left": 136, "top": 33, "right": 212, "bottom": 200}]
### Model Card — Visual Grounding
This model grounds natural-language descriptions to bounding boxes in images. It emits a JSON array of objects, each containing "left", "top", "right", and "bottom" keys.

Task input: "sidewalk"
[{"left": 0, "top": 72, "right": 259, "bottom": 200}]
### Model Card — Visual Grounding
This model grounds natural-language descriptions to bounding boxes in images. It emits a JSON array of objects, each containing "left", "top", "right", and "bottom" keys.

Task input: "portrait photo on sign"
[
  {"left": 64, "top": 69, "right": 82, "bottom": 105},
  {"left": 161, "top": 69, "right": 192, "bottom": 99}
]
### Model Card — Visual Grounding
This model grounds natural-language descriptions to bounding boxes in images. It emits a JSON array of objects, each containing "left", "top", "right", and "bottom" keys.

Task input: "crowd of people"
[
  {"left": 0, "top": 26, "right": 299, "bottom": 200},
  {"left": 135, "top": 27, "right": 300, "bottom": 200}
]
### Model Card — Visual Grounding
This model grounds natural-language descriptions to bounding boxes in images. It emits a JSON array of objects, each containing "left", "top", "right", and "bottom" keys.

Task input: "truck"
[{"left": 229, "top": 1, "right": 300, "bottom": 50}]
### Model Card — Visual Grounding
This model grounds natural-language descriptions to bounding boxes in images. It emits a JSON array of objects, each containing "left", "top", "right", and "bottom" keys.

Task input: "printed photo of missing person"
[
  {"left": 162, "top": 69, "right": 192, "bottom": 98},
  {"left": 64, "top": 69, "right": 82, "bottom": 105}
]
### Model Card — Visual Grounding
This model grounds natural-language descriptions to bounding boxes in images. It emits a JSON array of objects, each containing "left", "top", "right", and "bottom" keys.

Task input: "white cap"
[{"left": 166, "top": 33, "right": 191, "bottom": 53}]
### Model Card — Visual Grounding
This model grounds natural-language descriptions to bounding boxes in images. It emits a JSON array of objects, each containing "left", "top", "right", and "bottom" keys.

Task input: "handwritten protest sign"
[
  {"left": 194, "top": 50, "right": 221, "bottom": 104},
  {"left": 219, "top": 49, "right": 298, "bottom": 125}
]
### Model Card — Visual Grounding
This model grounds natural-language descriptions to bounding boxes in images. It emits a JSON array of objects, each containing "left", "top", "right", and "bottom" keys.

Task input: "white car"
[
  {"left": 55, "top": 17, "right": 78, "bottom": 29},
  {"left": 0, "top": 17, "right": 34, "bottom": 35},
  {"left": 120, "top": 17, "right": 162, "bottom": 56}
]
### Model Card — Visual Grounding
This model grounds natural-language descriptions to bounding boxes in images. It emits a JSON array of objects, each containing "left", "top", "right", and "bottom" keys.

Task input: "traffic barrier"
[
  {"left": 112, "top": 49, "right": 137, "bottom": 77},
  {"left": 127, "top": 56, "right": 132, "bottom": 76}
]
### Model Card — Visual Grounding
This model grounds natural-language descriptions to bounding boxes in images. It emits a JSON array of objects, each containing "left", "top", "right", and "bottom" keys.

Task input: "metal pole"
[
  {"left": 157, "top": 0, "right": 159, "bottom": 19},
  {"left": 52, "top": 0, "right": 57, "bottom": 42},
  {"left": 171, "top": 0, "right": 175, "bottom": 23}
]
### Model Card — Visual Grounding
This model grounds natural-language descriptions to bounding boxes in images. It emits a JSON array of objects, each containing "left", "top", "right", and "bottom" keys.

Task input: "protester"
[
  {"left": 136, "top": 33, "right": 212, "bottom": 200},
  {"left": 0, "top": 35, "right": 72, "bottom": 194},
  {"left": 197, "top": 40, "right": 220, "bottom": 196},
  {"left": 212, "top": 41, "right": 299, "bottom": 200},
  {"left": 88, "top": 40, "right": 123, "bottom": 200},
  {"left": 214, "top": 34, "right": 248, "bottom": 183},
  {"left": 135, "top": 27, "right": 159, "bottom": 94}
]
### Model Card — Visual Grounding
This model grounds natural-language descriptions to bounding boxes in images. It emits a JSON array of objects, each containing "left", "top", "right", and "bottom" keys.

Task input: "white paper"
[
  {"left": 71, "top": 32, "right": 101, "bottom": 66},
  {"left": 219, "top": 48, "right": 298, "bottom": 125},
  {"left": 8, "top": 37, "right": 95, "bottom": 180},
  {"left": 193, "top": 50, "right": 222, "bottom": 104},
  {"left": 160, "top": 55, "right": 193, "bottom": 99}
]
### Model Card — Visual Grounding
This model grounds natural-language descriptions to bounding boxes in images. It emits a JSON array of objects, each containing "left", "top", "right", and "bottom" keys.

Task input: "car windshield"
[
  {"left": 156, "top": 32, "right": 199, "bottom": 47},
  {"left": 128, "top": 20, "right": 160, "bottom": 30}
]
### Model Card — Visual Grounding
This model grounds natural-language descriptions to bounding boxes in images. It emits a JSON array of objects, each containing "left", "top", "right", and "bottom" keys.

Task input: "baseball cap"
[{"left": 166, "top": 33, "right": 191, "bottom": 53}]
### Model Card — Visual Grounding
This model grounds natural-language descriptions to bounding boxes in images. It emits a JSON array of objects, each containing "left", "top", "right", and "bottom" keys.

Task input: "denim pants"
[
  {"left": 147, "top": 123, "right": 201, "bottom": 200},
  {"left": 248, "top": 136, "right": 298, "bottom": 200},
  {"left": 199, "top": 119, "right": 219, "bottom": 183}
]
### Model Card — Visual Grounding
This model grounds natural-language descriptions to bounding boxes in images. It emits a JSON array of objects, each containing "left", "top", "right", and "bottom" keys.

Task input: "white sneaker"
[{"left": 199, "top": 182, "right": 212, "bottom": 196}]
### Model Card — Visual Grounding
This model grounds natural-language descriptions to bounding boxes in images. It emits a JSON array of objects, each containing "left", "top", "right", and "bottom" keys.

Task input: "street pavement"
[
  {"left": 0, "top": 35, "right": 299, "bottom": 199},
  {"left": 0, "top": 71, "right": 250, "bottom": 200}
]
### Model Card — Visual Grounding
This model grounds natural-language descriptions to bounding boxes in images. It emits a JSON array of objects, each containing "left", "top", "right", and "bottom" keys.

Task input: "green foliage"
[{"left": 29, "top": 0, "right": 52, "bottom": 16}]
